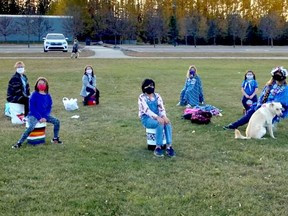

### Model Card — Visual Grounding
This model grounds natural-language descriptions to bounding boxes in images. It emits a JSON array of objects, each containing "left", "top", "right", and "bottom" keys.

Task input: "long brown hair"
[
  {"left": 34, "top": 77, "right": 49, "bottom": 93},
  {"left": 84, "top": 65, "right": 95, "bottom": 77}
]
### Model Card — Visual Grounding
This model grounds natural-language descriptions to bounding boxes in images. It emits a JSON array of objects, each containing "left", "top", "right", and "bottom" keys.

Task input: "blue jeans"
[
  {"left": 18, "top": 115, "right": 60, "bottom": 144},
  {"left": 230, "top": 107, "right": 256, "bottom": 128},
  {"left": 141, "top": 116, "right": 172, "bottom": 146},
  {"left": 242, "top": 95, "right": 257, "bottom": 111}
]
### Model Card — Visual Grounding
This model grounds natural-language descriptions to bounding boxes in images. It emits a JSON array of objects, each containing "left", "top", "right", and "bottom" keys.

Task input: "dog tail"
[{"left": 235, "top": 129, "right": 250, "bottom": 139}]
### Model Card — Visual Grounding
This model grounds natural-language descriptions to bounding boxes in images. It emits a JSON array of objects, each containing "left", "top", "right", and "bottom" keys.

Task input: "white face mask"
[
  {"left": 246, "top": 74, "right": 253, "bottom": 80},
  {"left": 16, "top": 67, "right": 25, "bottom": 74},
  {"left": 86, "top": 69, "right": 92, "bottom": 74}
]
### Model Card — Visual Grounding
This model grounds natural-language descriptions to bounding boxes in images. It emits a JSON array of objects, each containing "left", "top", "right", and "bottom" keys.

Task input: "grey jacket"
[{"left": 80, "top": 74, "right": 96, "bottom": 97}]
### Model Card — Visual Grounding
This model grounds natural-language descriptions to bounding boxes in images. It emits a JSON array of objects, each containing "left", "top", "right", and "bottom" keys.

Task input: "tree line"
[{"left": 1, "top": 0, "right": 288, "bottom": 46}]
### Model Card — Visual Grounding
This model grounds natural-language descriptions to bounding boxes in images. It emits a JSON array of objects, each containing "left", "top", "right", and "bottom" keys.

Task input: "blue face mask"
[{"left": 189, "top": 70, "right": 195, "bottom": 77}]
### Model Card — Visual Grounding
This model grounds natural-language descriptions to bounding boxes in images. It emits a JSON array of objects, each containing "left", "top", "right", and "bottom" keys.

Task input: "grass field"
[{"left": 1, "top": 56, "right": 288, "bottom": 216}]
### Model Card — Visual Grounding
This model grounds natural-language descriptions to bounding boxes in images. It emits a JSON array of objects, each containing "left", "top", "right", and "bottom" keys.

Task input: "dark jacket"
[
  {"left": 72, "top": 43, "right": 78, "bottom": 53},
  {"left": 7, "top": 72, "right": 30, "bottom": 103}
]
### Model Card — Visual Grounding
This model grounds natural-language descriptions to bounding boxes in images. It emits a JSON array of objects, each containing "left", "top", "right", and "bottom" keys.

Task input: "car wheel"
[
  {"left": 44, "top": 49, "right": 48, "bottom": 52},
  {"left": 63, "top": 50, "right": 68, "bottom": 52}
]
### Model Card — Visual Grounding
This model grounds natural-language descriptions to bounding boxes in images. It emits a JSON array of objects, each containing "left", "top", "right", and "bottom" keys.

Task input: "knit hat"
[{"left": 271, "top": 66, "right": 287, "bottom": 77}]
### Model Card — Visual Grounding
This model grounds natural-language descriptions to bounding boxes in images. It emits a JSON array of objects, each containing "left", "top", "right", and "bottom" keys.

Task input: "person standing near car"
[
  {"left": 7, "top": 61, "right": 30, "bottom": 117},
  {"left": 71, "top": 38, "right": 79, "bottom": 58}
]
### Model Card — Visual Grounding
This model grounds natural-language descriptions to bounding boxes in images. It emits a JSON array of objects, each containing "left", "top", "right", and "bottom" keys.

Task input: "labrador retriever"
[{"left": 235, "top": 102, "right": 283, "bottom": 139}]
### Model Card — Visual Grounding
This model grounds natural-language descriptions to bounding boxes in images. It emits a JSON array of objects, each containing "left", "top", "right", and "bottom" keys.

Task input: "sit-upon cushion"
[{"left": 26, "top": 122, "right": 47, "bottom": 145}]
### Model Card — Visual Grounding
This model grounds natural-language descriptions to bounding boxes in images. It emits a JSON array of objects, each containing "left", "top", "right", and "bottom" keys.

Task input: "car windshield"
[{"left": 46, "top": 34, "right": 65, "bottom": 40}]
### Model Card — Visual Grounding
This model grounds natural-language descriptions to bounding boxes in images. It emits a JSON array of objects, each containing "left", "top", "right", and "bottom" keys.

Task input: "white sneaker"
[
  {"left": 176, "top": 102, "right": 180, "bottom": 106},
  {"left": 186, "top": 104, "right": 192, "bottom": 108}
]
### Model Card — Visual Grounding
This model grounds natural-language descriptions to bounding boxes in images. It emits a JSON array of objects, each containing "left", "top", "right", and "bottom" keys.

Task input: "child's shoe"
[
  {"left": 12, "top": 143, "right": 22, "bottom": 149},
  {"left": 166, "top": 146, "right": 175, "bottom": 157},
  {"left": 51, "top": 137, "right": 63, "bottom": 144},
  {"left": 154, "top": 147, "right": 164, "bottom": 157}
]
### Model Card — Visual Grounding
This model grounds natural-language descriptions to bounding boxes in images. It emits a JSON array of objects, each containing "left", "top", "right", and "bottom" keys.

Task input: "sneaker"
[
  {"left": 223, "top": 124, "right": 236, "bottom": 130},
  {"left": 154, "top": 147, "right": 164, "bottom": 157},
  {"left": 51, "top": 137, "right": 63, "bottom": 144},
  {"left": 12, "top": 143, "right": 22, "bottom": 149},
  {"left": 166, "top": 147, "right": 176, "bottom": 157},
  {"left": 186, "top": 104, "right": 192, "bottom": 108},
  {"left": 176, "top": 102, "right": 181, "bottom": 106}
]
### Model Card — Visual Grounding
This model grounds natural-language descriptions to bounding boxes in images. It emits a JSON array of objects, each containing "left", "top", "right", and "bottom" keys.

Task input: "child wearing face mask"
[
  {"left": 177, "top": 65, "right": 205, "bottom": 108},
  {"left": 138, "top": 79, "right": 175, "bottom": 157},
  {"left": 12, "top": 77, "right": 63, "bottom": 149},
  {"left": 7, "top": 61, "right": 30, "bottom": 116},
  {"left": 80, "top": 65, "right": 100, "bottom": 105},
  {"left": 224, "top": 66, "right": 288, "bottom": 130},
  {"left": 241, "top": 70, "right": 258, "bottom": 113}
]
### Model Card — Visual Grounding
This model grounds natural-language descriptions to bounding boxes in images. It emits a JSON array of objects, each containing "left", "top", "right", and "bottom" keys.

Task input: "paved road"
[
  {"left": 86, "top": 45, "right": 131, "bottom": 58},
  {"left": 87, "top": 45, "right": 288, "bottom": 59},
  {"left": 0, "top": 44, "right": 288, "bottom": 59}
]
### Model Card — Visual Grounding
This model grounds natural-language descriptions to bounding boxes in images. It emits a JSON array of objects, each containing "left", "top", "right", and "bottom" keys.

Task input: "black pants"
[
  {"left": 17, "top": 96, "right": 29, "bottom": 116},
  {"left": 84, "top": 88, "right": 100, "bottom": 105}
]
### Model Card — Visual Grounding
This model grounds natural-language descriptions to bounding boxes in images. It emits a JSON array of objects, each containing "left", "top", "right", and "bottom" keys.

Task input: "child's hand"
[
  {"left": 156, "top": 116, "right": 165, "bottom": 124},
  {"left": 162, "top": 116, "right": 170, "bottom": 124},
  {"left": 39, "top": 118, "right": 47, "bottom": 122}
]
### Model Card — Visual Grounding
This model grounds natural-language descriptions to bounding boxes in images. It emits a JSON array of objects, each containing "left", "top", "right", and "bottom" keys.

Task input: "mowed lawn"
[{"left": 1, "top": 57, "right": 288, "bottom": 216}]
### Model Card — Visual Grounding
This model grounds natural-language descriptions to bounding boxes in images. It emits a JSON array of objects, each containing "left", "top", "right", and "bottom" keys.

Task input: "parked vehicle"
[{"left": 43, "top": 33, "right": 68, "bottom": 52}]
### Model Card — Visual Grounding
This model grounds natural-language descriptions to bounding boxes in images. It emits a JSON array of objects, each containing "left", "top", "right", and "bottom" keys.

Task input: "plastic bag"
[
  {"left": 4, "top": 103, "right": 11, "bottom": 117},
  {"left": 63, "top": 97, "right": 79, "bottom": 111},
  {"left": 8, "top": 103, "right": 25, "bottom": 124}
]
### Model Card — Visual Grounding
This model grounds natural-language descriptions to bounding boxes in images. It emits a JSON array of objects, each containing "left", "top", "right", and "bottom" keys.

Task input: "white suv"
[{"left": 43, "top": 33, "right": 68, "bottom": 52}]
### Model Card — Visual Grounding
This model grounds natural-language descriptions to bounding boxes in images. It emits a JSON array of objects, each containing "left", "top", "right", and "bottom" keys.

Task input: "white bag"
[
  {"left": 4, "top": 102, "right": 11, "bottom": 117},
  {"left": 8, "top": 103, "right": 25, "bottom": 124},
  {"left": 62, "top": 97, "right": 79, "bottom": 111}
]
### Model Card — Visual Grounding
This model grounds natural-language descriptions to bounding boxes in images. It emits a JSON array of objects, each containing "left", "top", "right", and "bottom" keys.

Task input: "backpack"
[{"left": 190, "top": 110, "right": 212, "bottom": 124}]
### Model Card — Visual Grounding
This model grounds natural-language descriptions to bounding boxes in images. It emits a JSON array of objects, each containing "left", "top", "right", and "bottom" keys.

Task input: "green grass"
[{"left": 1, "top": 57, "right": 288, "bottom": 215}]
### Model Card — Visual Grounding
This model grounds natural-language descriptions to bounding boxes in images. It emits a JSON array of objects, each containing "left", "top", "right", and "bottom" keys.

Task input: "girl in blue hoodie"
[{"left": 12, "top": 77, "right": 63, "bottom": 148}]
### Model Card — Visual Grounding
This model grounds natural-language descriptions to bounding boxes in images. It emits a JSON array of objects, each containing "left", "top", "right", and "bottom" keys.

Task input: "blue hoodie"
[{"left": 28, "top": 91, "right": 52, "bottom": 120}]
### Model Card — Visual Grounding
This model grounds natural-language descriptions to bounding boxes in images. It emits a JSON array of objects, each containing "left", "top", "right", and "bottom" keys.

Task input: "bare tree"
[
  {"left": 106, "top": 11, "right": 122, "bottom": 47},
  {"left": 208, "top": 17, "right": 227, "bottom": 45},
  {"left": 183, "top": 11, "right": 207, "bottom": 47},
  {"left": 237, "top": 18, "right": 249, "bottom": 46},
  {"left": 62, "top": 5, "right": 84, "bottom": 39},
  {"left": 0, "top": 16, "right": 16, "bottom": 41},
  {"left": 19, "top": 16, "right": 35, "bottom": 47},
  {"left": 259, "top": 12, "right": 284, "bottom": 47},
  {"left": 118, "top": 16, "right": 137, "bottom": 44},
  {"left": 227, "top": 13, "right": 249, "bottom": 47},
  {"left": 92, "top": 12, "right": 108, "bottom": 42},
  {"left": 144, "top": 9, "right": 164, "bottom": 47},
  {"left": 32, "top": 16, "right": 54, "bottom": 41}
]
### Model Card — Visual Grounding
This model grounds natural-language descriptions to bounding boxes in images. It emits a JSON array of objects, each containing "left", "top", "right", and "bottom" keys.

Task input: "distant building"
[{"left": 0, "top": 14, "right": 73, "bottom": 43}]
